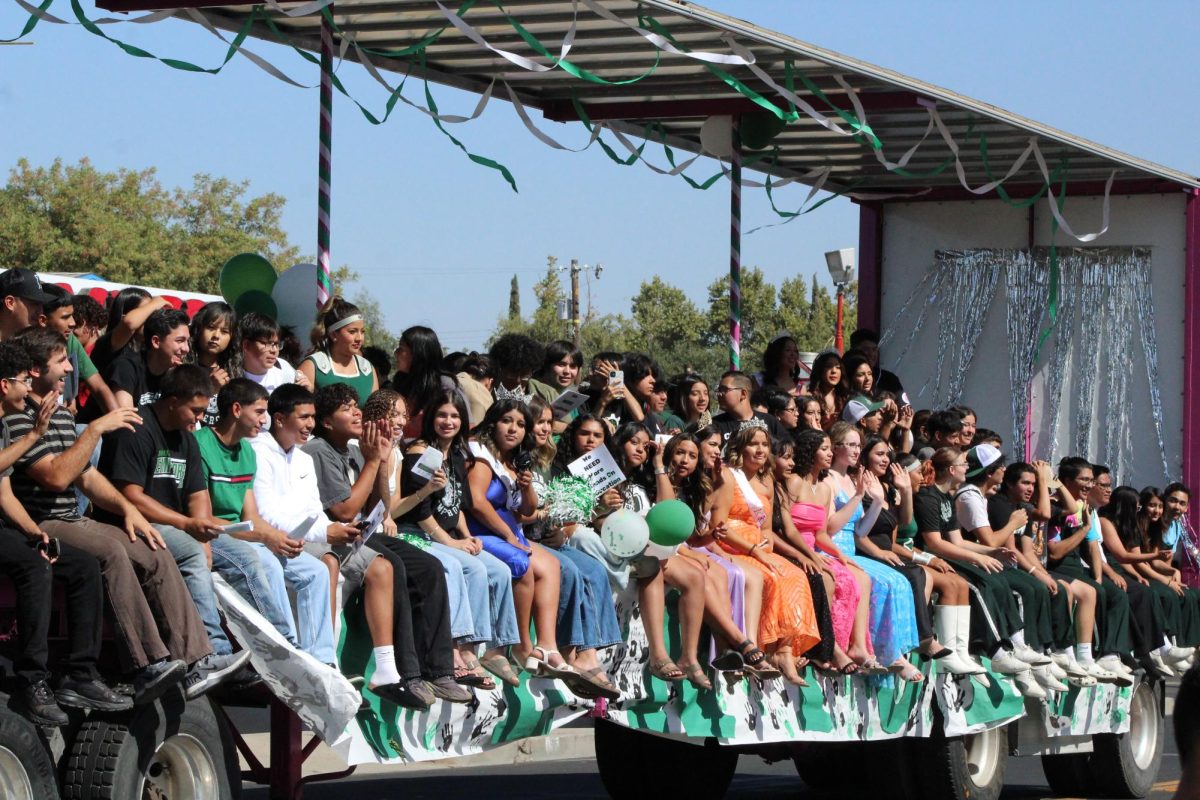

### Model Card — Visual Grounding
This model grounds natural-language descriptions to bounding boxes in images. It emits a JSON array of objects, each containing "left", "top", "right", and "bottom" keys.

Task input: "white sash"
[
  {"left": 730, "top": 468, "right": 768, "bottom": 529},
  {"left": 468, "top": 441, "right": 521, "bottom": 512}
]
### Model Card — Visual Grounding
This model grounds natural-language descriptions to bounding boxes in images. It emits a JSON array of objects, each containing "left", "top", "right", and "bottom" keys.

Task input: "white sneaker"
[
  {"left": 1032, "top": 665, "right": 1069, "bottom": 693},
  {"left": 1013, "top": 670, "right": 1047, "bottom": 699},
  {"left": 1014, "top": 645, "right": 1052, "bottom": 666},
  {"left": 1166, "top": 646, "right": 1195, "bottom": 663},
  {"left": 1047, "top": 660, "right": 1069, "bottom": 681},
  {"left": 1096, "top": 654, "right": 1132, "bottom": 677},
  {"left": 1067, "top": 673, "right": 1098, "bottom": 688},
  {"left": 1050, "top": 651, "right": 1073, "bottom": 670},
  {"left": 1148, "top": 651, "right": 1177, "bottom": 679},
  {"left": 990, "top": 650, "right": 1033, "bottom": 675},
  {"left": 1086, "top": 662, "right": 1133, "bottom": 687}
]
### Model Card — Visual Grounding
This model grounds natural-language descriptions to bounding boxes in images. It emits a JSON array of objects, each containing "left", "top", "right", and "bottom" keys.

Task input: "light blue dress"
[{"left": 832, "top": 490, "right": 920, "bottom": 664}]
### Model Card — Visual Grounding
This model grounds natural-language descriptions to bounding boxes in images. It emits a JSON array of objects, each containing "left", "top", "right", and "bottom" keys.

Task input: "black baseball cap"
[{"left": 0, "top": 269, "right": 54, "bottom": 305}]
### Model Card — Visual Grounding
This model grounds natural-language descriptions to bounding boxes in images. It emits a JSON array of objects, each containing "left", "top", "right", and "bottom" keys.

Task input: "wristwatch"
[{"left": 654, "top": 467, "right": 668, "bottom": 476}]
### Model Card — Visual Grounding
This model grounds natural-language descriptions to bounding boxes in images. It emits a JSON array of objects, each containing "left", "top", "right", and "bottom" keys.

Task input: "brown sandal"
[
  {"left": 480, "top": 653, "right": 520, "bottom": 687},
  {"left": 680, "top": 662, "right": 713, "bottom": 691},
  {"left": 649, "top": 658, "right": 685, "bottom": 682}
]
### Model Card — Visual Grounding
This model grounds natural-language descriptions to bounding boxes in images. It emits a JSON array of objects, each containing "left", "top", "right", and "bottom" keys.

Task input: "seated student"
[
  {"left": 1174, "top": 664, "right": 1200, "bottom": 800},
  {"left": 1161, "top": 482, "right": 1192, "bottom": 555},
  {"left": 1045, "top": 457, "right": 1134, "bottom": 684},
  {"left": 96, "top": 364, "right": 252, "bottom": 697},
  {"left": 197, "top": 379, "right": 335, "bottom": 665},
  {"left": 954, "top": 445, "right": 1064, "bottom": 696},
  {"left": 710, "top": 371, "right": 789, "bottom": 450},
  {"left": 251, "top": 385, "right": 434, "bottom": 709},
  {"left": 70, "top": 293, "right": 107, "bottom": 352},
  {"left": 0, "top": 342, "right": 130, "bottom": 725},
  {"left": 99, "top": 307, "right": 191, "bottom": 412},
  {"left": 238, "top": 312, "right": 310, "bottom": 397},
  {"left": 990, "top": 461, "right": 1102, "bottom": 687},
  {"left": 298, "top": 298, "right": 378, "bottom": 404},
  {"left": 1137, "top": 486, "right": 1200, "bottom": 670},
  {"left": 5, "top": 330, "right": 204, "bottom": 702},
  {"left": 911, "top": 447, "right": 1038, "bottom": 686},
  {"left": 303, "top": 384, "right": 469, "bottom": 704},
  {"left": 1098, "top": 485, "right": 1198, "bottom": 676},
  {"left": 37, "top": 284, "right": 117, "bottom": 415}
]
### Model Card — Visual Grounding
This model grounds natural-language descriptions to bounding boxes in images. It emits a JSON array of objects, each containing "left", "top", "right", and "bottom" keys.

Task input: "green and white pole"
[
  {"left": 316, "top": 9, "right": 334, "bottom": 308},
  {"left": 729, "top": 119, "right": 742, "bottom": 370}
]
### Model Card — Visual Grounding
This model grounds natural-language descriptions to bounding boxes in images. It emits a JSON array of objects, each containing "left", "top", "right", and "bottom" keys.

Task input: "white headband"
[{"left": 326, "top": 313, "right": 364, "bottom": 334}]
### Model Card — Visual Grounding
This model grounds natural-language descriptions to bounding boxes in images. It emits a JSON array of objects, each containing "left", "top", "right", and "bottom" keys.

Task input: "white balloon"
[
  {"left": 699, "top": 115, "right": 734, "bottom": 158},
  {"left": 271, "top": 263, "right": 320, "bottom": 336},
  {"left": 601, "top": 509, "right": 651, "bottom": 559},
  {"left": 643, "top": 541, "right": 680, "bottom": 560}
]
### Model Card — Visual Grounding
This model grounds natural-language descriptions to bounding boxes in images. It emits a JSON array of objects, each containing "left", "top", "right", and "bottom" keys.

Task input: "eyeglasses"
[
  {"left": 716, "top": 386, "right": 743, "bottom": 395},
  {"left": 253, "top": 340, "right": 281, "bottom": 351},
  {"left": 1095, "top": 483, "right": 1113, "bottom": 490},
  {"left": 952, "top": 460, "right": 968, "bottom": 468},
  {"left": 2, "top": 376, "right": 32, "bottom": 387}
]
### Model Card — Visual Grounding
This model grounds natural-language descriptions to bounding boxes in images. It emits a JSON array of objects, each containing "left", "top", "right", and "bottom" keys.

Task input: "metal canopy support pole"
[
  {"left": 728, "top": 120, "right": 742, "bottom": 371},
  {"left": 316, "top": 8, "right": 334, "bottom": 309},
  {"left": 1183, "top": 189, "right": 1200, "bottom": 533}
]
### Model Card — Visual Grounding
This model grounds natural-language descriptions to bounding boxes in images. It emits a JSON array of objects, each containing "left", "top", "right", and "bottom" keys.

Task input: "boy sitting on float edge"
[
  {"left": 96, "top": 363, "right": 251, "bottom": 697},
  {"left": 197, "top": 378, "right": 336, "bottom": 665}
]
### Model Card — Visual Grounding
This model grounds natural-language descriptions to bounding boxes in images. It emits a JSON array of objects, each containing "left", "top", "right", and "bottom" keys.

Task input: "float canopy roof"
[{"left": 103, "top": 0, "right": 1200, "bottom": 197}]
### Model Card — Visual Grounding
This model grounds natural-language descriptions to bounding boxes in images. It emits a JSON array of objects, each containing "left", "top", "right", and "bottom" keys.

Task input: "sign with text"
[{"left": 566, "top": 447, "right": 626, "bottom": 494}]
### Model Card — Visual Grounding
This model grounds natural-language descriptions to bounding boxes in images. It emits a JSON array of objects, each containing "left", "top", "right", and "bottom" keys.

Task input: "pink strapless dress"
[{"left": 790, "top": 501, "right": 869, "bottom": 652}]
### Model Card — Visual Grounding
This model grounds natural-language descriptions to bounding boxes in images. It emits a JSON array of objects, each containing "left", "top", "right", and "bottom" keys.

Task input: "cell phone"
[
  {"left": 355, "top": 519, "right": 371, "bottom": 531},
  {"left": 46, "top": 538, "right": 60, "bottom": 560},
  {"left": 608, "top": 370, "right": 624, "bottom": 387},
  {"left": 513, "top": 451, "right": 534, "bottom": 472}
]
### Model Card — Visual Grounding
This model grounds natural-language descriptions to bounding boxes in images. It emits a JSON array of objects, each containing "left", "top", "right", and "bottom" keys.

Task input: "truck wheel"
[
  {"left": 909, "top": 725, "right": 1008, "bottom": 800},
  {"left": 793, "top": 742, "right": 902, "bottom": 793},
  {"left": 0, "top": 704, "right": 59, "bottom": 800},
  {"left": 1040, "top": 753, "right": 1094, "bottom": 797},
  {"left": 62, "top": 693, "right": 239, "bottom": 800},
  {"left": 1089, "top": 678, "right": 1162, "bottom": 799},
  {"left": 594, "top": 719, "right": 737, "bottom": 799}
]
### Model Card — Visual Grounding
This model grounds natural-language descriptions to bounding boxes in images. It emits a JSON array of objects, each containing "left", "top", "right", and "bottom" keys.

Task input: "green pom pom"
[{"left": 543, "top": 476, "right": 596, "bottom": 525}]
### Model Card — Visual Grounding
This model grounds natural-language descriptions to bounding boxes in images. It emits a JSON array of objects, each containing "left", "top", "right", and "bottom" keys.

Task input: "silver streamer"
[
  {"left": 1004, "top": 250, "right": 1047, "bottom": 456},
  {"left": 880, "top": 245, "right": 1166, "bottom": 484},
  {"left": 1132, "top": 258, "right": 1173, "bottom": 482}
]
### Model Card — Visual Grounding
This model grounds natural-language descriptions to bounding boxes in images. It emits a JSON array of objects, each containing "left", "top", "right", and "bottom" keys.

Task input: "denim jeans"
[
  {"left": 248, "top": 543, "right": 336, "bottom": 665},
  {"left": 211, "top": 536, "right": 297, "bottom": 643},
  {"left": 74, "top": 422, "right": 102, "bottom": 516},
  {"left": 155, "top": 524, "right": 232, "bottom": 655},
  {"left": 554, "top": 546, "right": 622, "bottom": 650}
]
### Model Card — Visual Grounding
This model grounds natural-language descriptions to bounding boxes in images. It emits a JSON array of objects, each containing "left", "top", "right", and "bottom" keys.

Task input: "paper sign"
[
  {"left": 567, "top": 447, "right": 626, "bottom": 494},
  {"left": 411, "top": 447, "right": 444, "bottom": 481},
  {"left": 354, "top": 501, "right": 387, "bottom": 550},
  {"left": 550, "top": 389, "right": 590, "bottom": 420},
  {"left": 221, "top": 521, "right": 254, "bottom": 536},
  {"left": 287, "top": 515, "right": 320, "bottom": 541},
  {"left": 654, "top": 434, "right": 673, "bottom": 448}
]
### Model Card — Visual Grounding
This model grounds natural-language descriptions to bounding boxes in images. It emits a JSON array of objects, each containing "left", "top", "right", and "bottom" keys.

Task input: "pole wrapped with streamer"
[
  {"left": 316, "top": 10, "right": 333, "bottom": 308},
  {"left": 728, "top": 120, "right": 742, "bottom": 370}
]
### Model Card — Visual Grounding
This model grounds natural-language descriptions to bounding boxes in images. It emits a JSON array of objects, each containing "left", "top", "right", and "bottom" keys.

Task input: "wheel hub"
[
  {"left": 964, "top": 727, "right": 1001, "bottom": 786},
  {"left": 141, "top": 732, "right": 219, "bottom": 800},
  {"left": 0, "top": 744, "right": 34, "bottom": 800},
  {"left": 1128, "top": 683, "right": 1159, "bottom": 770}
]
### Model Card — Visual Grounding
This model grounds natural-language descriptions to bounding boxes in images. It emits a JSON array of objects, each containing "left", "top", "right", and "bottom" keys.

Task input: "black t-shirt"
[
  {"left": 398, "top": 448, "right": 471, "bottom": 532},
  {"left": 107, "top": 350, "right": 164, "bottom": 408},
  {"left": 95, "top": 405, "right": 205, "bottom": 525},
  {"left": 710, "top": 411, "right": 788, "bottom": 451},
  {"left": 864, "top": 501, "right": 899, "bottom": 553},
  {"left": 986, "top": 493, "right": 1036, "bottom": 540},
  {"left": 876, "top": 367, "right": 904, "bottom": 398},
  {"left": 913, "top": 485, "right": 956, "bottom": 549}
]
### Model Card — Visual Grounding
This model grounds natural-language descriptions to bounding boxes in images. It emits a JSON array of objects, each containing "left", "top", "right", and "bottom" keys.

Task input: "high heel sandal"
[{"left": 736, "top": 640, "right": 781, "bottom": 679}]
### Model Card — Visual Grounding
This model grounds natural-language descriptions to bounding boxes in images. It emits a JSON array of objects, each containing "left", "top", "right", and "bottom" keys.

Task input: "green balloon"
[
  {"left": 220, "top": 253, "right": 277, "bottom": 304},
  {"left": 646, "top": 499, "right": 696, "bottom": 546},
  {"left": 739, "top": 112, "right": 786, "bottom": 150},
  {"left": 233, "top": 290, "right": 278, "bottom": 320}
]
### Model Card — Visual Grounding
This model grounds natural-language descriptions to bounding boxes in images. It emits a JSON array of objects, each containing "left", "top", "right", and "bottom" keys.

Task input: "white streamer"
[
  {"left": 434, "top": 0, "right": 575, "bottom": 72},
  {"left": 185, "top": 8, "right": 316, "bottom": 88},
  {"left": 504, "top": 80, "right": 600, "bottom": 151},
  {"left": 581, "top": 0, "right": 751, "bottom": 66}
]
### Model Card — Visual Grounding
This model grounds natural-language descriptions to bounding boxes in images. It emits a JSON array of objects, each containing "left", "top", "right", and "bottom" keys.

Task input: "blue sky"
[{"left": 2, "top": 1, "right": 1198, "bottom": 351}]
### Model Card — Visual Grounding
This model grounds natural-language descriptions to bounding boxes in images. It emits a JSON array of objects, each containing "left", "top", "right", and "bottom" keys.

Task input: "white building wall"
[{"left": 878, "top": 194, "right": 1186, "bottom": 485}]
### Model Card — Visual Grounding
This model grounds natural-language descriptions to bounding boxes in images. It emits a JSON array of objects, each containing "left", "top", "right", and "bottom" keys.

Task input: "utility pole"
[{"left": 559, "top": 259, "right": 603, "bottom": 348}]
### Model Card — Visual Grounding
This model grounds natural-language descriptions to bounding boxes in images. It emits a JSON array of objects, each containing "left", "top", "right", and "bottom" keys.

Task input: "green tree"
[
  {"left": 703, "top": 267, "right": 781, "bottom": 372},
  {"left": 628, "top": 276, "right": 714, "bottom": 375},
  {"left": 0, "top": 158, "right": 297, "bottom": 294},
  {"left": 527, "top": 258, "right": 571, "bottom": 344},
  {"left": 508, "top": 274, "right": 521, "bottom": 320}
]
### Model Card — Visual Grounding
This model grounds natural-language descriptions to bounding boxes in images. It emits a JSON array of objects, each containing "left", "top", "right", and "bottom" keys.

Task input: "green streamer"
[
  {"left": 1035, "top": 163, "right": 1070, "bottom": 356},
  {"left": 3, "top": 0, "right": 52, "bottom": 42}
]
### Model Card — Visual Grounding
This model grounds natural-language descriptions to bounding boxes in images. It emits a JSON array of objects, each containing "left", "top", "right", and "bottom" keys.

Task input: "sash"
[
  {"left": 730, "top": 468, "right": 768, "bottom": 530},
  {"left": 468, "top": 441, "right": 521, "bottom": 512}
]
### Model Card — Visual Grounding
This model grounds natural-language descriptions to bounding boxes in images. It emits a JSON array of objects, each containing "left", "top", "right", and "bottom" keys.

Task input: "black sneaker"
[
  {"left": 133, "top": 659, "right": 187, "bottom": 705},
  {"left": 21, "top": 681, "right": 69, "bottom": 727},
  {"left": 184, "top": 651, "right": 252, "bottom": 700},
  {"left": 370, "top": 678, "right": 433, "bottom": 710},
  {"left": 427, "top": 675, "right": 472, "bottom": 704},
  {"left": 56, "top": 676, "right": 133, "bottom": 712}
]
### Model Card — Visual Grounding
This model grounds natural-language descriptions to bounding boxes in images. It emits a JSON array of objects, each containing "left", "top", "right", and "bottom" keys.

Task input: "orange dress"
[{"left": 718, "top": 477, "right": 821, "bottom": 655}]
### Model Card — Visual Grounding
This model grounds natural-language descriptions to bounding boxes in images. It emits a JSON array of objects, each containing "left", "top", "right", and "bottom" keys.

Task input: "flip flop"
[
  {"left": 649, "top": 658, "right": 685, "bottom": 682},
  {"left": 710, "top": 651, "right": 745, "bottom": 672},
  {"left": 858, "top": 658, "right": 890, "bottom": 676},
  {"left": 458, "top": 657, "right": 497, "bottom": 690},
  {"left": 576, "top": 667, "right": 621, "bottom": 700},
  {"left": 480, "top": 654, "right": 520, "bottom": 687},
  {"left": 680, "top": 662, "right": 713, "bottom": 691}
]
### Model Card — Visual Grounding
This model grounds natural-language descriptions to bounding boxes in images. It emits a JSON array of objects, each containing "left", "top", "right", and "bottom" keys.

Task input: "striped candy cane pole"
[
  {"left": 315, "top": 11, "right": 334, "bottom": 308},
  {"left": 728, "top": 119, "right": 742, "bottom": 370}
]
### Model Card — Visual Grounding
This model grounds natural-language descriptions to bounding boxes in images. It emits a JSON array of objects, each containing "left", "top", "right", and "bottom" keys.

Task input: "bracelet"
[
  {"left": 654, "top": 467, "right": 668, "bottom": 476},
  {"left": 1027, "top": 565, "right": 1038, "bottom": 574}
]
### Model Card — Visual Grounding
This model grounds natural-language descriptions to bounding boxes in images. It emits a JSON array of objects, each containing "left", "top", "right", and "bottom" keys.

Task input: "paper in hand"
[
  {"left": 354, "top": 501, "right": 388, "bottom": 550},
  {"left": 287, "top": 515, "right": 320, "bottom": 541},
  {"left": 567, "top": 447, "right": 626, "bottom": 494},
  {"left": 550, "top": 389, "right": 590, "bottom": 420},
  {"left": 411, "top": 447, "right": 444, "bottom": 482}
]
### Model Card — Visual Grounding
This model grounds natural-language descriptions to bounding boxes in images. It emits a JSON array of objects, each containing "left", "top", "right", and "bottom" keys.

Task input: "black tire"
[
  {"left": 594, "top": 719, "right": 737, "bottom": 799},
  {"left": 908, "top": 725, "right": 1008, "bottom": 800},
  {"left": 0, "top": 702, "right": 60, "bottom": 800},
  {"left": 62, "top": 692, "right": 239, "bottom": 800},
  {"left": 792, "top": 742, "right": 875, "bottom": 792},
  {"left": 1089, "top": 678, "right": 1162, "bottom": 798},
  {"left": 1040, "top": 753, "right": 1094, "bottom": 797}
]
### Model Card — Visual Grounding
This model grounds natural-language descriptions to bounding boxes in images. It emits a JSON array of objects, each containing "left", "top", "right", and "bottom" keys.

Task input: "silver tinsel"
[
  {"left": 1004, "top": 250, "right": 1046, "bottom": 455},
  {"left": 1073, "top": 258, "right": 1106, "bottom": 457},
  {"left": 1132, "top": 257, "right": 1173, "bottom": 482},
  {"left": 1040, "top": 259, "right": 1078, "bottom": 463},
  {"left": 925, "top": 251, "right": 1001, "bottom": 405}
]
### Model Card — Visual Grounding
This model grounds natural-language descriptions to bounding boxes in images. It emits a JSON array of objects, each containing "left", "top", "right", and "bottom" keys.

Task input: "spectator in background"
[
  {"left": 94, "top": 307, "right": 191, "bottom": 413},
  {"left": 455, "top": 352, "right": 495, "bottom": 428},
  {"left": 70, "top": 293, "right": 108, "bottom": 351},
  {"left": 536, "top": 340, "right": 583, "bottom": 396},
  {"left": 88, "top": 287, "right": 165, "bottom": 374},
  {"left": 362, "top": 345, "right": 392, "bottom": 386},
  {"left": 0, "top": 268, "right": 54, "bottom": 341},
  {"left": 848, "top": 328, "right": 905, "bottom": 397},
  {"left": 187, "top": 301, "right": 238, "bottom": 427},
  {"left": 277, "top": 324, "right": 303, "bottom": 368},
  {"left": 710, "top": 371, "right": 788, "bottom": 449},
  {"left": 391, "top": 325, "right": 460, "bottom": 439},
  {"left": 238, "top": 313, "right": 309, "bottom": 399},
  {"left": 37, "top": 284, "right": 116, "bottom": 415},
  {"left": 299, "top": 297, "right": 379, "bottom": 406}
]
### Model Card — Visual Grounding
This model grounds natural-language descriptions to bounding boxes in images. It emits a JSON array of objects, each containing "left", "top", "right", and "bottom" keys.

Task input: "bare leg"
[
  {"left": 638, "top": 568, "right": 671, "bottom": 665},
  {"left": 847, "top": 564, "right": 873, "bottom": 663},
  {"left": 322, "top": 553, "right": 340, "bottom": 631},
  {"left": 529, "top": 545, "right": 565, "bottom": 667},
  {"left": 1069, "top": 579, "right": 1097, "bottom": 645},
  {"left": 663, "top": 556, "right": 706, "bottom": 672},
  {"left": 362, "top": 558, "right": 393, "bottom": 648},
  {"left": 741, "top": 565, "right": 764, "bottom": 647},
  {"left": 511, "top": 568, "right": 535, "bottom": 660}
]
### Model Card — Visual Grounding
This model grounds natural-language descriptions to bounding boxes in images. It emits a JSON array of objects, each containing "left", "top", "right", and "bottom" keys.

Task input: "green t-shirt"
[
  {"left": 194, "top": 427, "right": 256, "bottom": 523},
  {"left": 67, "top": 334, "right": 97, "bottom": 380}
]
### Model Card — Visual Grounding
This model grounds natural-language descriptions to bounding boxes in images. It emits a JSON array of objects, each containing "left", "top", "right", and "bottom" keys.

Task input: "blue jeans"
[
  {"left": 211, "top": 536, "right": 296, "bottom": 644},
  {"left": 155, "top": 524, "right": 232, "bottom": 656},
  {"left": 74, "top": 423, "right": 101, "bottom": 516},
  {"left": 399, "top": 533, "right": 520, "bottom": 649},
  {"left": 248, "top": 543, "right": 336, "bottom": 665},
  {"left": 553, "top": 546, "right": 622, "bottom": 650}
]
